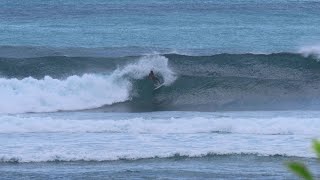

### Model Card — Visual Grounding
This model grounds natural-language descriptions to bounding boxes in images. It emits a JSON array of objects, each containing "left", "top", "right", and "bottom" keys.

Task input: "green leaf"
[
  {"left": 312, "top": 140, "right": 320, "bottom": 159},
  {"left": 287, "top": 162, "right": 313, "bottom": 180}
]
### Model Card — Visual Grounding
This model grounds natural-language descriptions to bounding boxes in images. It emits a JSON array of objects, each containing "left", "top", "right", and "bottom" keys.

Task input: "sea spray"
[
  {"left": 113, "top": 54, "right": 176, "bottom": 85},
  {"left": 299, "top": 44, "right": 320, "bottom": 60}
]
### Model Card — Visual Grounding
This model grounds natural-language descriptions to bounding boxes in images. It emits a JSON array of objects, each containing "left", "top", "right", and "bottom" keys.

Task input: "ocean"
[{"left": 1, "top": 0, "right": 320, "bottom": 179}]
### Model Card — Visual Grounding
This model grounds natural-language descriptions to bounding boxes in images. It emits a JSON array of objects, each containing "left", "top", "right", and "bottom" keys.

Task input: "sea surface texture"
[{"left": 1, "top": 0, "right": 320, "bottom": 179}]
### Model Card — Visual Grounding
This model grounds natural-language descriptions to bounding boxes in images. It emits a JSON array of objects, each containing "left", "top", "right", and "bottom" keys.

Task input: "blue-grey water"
[
  {"left": 1, "top": 0, "right": 320, "bottom": 54},
  {"left": 1, "top": 0, "right": 320, "bottom": 179}
]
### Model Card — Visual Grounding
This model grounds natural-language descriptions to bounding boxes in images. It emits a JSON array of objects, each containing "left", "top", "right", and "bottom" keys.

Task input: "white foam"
[
  {"left": 0, "top": 55, "right": 176, "bottom": 114},
  {"left": 0, "top": 111, "right": 319, "bottom": 162},
  {"left": 298, "top": 44, "right": 320, "bottom": 59},
  {"left": 1, "top": 113, "right": 319, "bottom": 135},
  {"left": 0, "top": 74, "right": 130, "bottom": 114}
]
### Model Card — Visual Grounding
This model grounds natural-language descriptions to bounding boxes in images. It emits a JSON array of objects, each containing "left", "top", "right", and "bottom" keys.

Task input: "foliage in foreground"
[{"left": 287, "top": 140, "right": 320, "bottom": 180}]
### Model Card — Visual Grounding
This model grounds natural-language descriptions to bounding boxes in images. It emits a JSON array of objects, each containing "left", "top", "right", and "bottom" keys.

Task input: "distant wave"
[
  {"left": 0, "top": 45, "right": 193, "bottom": 58},
  {"left": 0, "top": 45, "right": 277, "bottom": 59},
  {"left": 0, "top": 152, "right": 312, "bottom": 163},
  {"left": 0, "top": 44, "right": 317, "bottom": 59}
]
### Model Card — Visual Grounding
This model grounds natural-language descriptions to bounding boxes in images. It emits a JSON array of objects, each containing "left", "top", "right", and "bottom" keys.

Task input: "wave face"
[{"left": 0, "top": 53, "right": 320, "bottom": 113}]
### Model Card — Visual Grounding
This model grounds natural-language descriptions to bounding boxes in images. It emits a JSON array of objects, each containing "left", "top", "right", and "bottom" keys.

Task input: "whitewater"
[{"left": 0, "top": 111, "right": 318, "bottom": 163}]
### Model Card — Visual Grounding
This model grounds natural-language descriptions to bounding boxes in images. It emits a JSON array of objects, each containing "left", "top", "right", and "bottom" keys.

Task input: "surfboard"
[{"left": 154, "top": 83, "right": 164, "bottom": 90}]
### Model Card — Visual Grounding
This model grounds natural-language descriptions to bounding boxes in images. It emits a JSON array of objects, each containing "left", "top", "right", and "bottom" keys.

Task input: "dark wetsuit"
[{"left": 148, "top": 71, "right": 160, "bottom": 84}]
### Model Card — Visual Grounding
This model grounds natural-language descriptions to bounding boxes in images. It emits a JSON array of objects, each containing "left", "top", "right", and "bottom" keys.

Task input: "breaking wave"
[
  {"left": 1, "top": 52, "right": 320, "bottom": 113},
  {"left": 0, "top": 55, "right": 175, "bottom": 113}
]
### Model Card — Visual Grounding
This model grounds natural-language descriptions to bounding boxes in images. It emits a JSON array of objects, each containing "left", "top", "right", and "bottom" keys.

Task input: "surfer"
[{"left": 148, "top": 70, "right": 161, "bottom": 84}]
